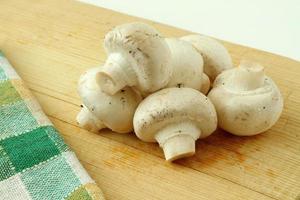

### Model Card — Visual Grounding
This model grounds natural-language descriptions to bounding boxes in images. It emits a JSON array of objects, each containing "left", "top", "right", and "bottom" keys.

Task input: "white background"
[{"left": 79, "top": 0, "right": 300, "bottom": 61}]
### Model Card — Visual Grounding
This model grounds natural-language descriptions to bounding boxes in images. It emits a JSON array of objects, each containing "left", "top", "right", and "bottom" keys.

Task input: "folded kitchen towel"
[{"left": 0, "top": 51, "right": 105, "bottom": 200}]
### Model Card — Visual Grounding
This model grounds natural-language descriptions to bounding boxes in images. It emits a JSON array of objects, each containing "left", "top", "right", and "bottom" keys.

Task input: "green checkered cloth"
[{"left": 0, "top": 51, "right": 105, "bottom": 200}]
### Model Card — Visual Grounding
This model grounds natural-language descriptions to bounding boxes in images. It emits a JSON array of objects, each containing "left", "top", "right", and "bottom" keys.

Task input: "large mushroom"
[
  {"left": 181, "top": 34, "right": 233, "bottom": 81},
  {"left": 96, "top": 22, "right": 172, "bottom": 96},
  {"left": 133, "top": 87, "right": 217, "bottom": 161},
  {"left": 208, "top": 61, "right": 283, "bottom": 136},
  {"left": 77, "top": 68, "right": 142, "bottom": 133}
]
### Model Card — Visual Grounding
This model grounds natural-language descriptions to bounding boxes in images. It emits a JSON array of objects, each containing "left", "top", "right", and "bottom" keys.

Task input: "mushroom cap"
[
  {"left": 78, "top": 68, "right": 142, "bottom": 133},
  {"left": 181, "top": 34, "right": 233, "bottom": 81},
  {"left": 133, "top": 87, "right": 217, "bottom": 142},
  {"left": 208, "top": 63, "right": 283, "bottom": 136},
  {"left": 200, "top": 73, "right": 211, "bottom": 95},
  {"left": 165, "top": 38, "right": 203, "bottom": 90},
  {"left": 76, "top": 105, "right": 105, "bottom": 133},
  {"left": 104, "top": 22, "right": 172, "bottom": 93}
]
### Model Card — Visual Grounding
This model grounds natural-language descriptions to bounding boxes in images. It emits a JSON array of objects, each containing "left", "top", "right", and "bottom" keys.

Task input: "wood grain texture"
[{"left": 0, "top": 0, "right": 299, "bottom": 199}]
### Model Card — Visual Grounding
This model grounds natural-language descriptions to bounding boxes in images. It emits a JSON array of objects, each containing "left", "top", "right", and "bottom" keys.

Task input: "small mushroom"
[
  {"left": 181, "top": 34, "right": 233, "bottom": 81},
  {"left": 77, "top": 68, "right": 142, "bottom": 133},
  {"left": 77, "top": 105, "right": 105, "bottom": 132},
  {"left": 165, "top": 38, "right": 203, "bottom": 91},
  {"left": 96, "top": 22, "right": 172, "bottom": 95},
  {"left": 133, "top": 88, "right": 217, "bottom": 161},
  {"left": 208, "top": 61, "right": 283, "bottom": 136}
]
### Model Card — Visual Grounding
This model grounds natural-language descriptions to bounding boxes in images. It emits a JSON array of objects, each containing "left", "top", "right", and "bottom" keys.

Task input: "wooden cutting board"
[{"left": 0, "top": 0, "right": 299, "bottom": 199}]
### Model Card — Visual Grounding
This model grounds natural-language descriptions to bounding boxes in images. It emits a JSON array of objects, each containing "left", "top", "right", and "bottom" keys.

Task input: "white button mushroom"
[
  {"left": 77, "top": 68, "right": 142, "bottom": 133},
  {"left": 208, "top": 61, "right": 283, "bottom": 136},
  {"left": 77, "top": 105, "right": 105, "bottom": 132},
  {"left": 181, "top": 34, "right": 233, "bottom": 81},
  {"left": 164, "top": 38, "right": 204, "bottom": 91},
  {"left": 96, "top": 22, "right": 172, "bottom": 96},
  {"left": 133, "top": 88, "right": 217, "bottom": 161}
]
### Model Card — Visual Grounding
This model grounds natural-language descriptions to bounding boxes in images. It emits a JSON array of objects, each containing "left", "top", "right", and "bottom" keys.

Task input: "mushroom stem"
[
  {"left": 96, "top": 53, "right": 136, "bottom": 95},
  {"left": 77, "top": 106, "right": 105, "bottom": 132},
  {"left": 155, "top": 121, "right": 201, "bottom": 162},
  {"left": 228, "top": 61, "right": 265, "bottom": 91}
]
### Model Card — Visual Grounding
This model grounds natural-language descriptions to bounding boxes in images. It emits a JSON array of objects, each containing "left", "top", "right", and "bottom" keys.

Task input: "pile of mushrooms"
[{"left": 77, "top": 22, "right": 283, "bottom": 162}]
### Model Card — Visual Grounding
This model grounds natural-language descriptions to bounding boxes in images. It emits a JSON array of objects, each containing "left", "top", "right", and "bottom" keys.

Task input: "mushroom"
[
  {"left": 133, "top": 87, "right": 217, "bottom": 161},
  {"left": 200, "top": 73, "right": 210, "bottom": 95},
  {"left": 77, "top": 105, "right": 105, "bottom": 132},
  {"left": 77, "top": 67, "right": 142, "bottom": 133},
  {"left": 164, "top": 38, "right": 203, "bottom": 91},
  {"left": 181, "top": 34, "right": 233, "bottom": 81},
  {"left": 208, "top": 61, "right": 283, "bottom": 136},
  {"left": 96, "top": 22, "right": 172, "bottom": 96}
]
